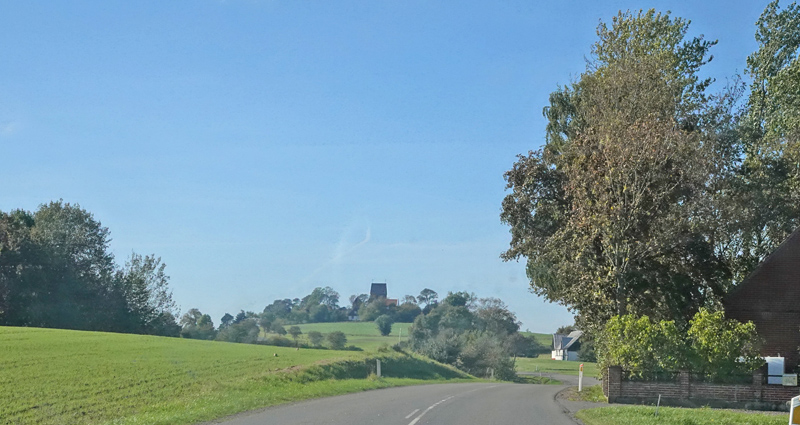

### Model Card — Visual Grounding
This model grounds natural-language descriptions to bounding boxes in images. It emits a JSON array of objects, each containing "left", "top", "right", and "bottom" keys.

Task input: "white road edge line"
[
  {"left": 405, "top": 409, "right": 420, "bottom": 419},
  {"left": 407, "top": 396, "right": 455, "bottom": 425}
]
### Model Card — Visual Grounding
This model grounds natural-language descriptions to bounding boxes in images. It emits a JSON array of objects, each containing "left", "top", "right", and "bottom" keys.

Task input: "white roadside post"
[
  {"left": 377, "top": 359, "right": 382, "bottom": 378},
  {"left": 790, "top": 395, "right": 800, "bottom": 424},
  {"left": 578, "top": 363, "right": 584, "bottom": 392}
]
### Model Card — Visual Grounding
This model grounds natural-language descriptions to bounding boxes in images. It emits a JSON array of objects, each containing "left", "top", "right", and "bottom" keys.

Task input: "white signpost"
[{"left": 578, "top": 363, "right": 584, "bottom": 392}]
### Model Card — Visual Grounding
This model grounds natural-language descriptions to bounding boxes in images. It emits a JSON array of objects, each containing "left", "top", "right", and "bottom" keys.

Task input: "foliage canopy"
[{"left": 502, "top": 4, "right": 800, "bottom": 333}]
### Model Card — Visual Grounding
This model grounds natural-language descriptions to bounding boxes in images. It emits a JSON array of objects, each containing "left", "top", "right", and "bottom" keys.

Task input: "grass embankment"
[
  {"left": 577, "top": 406, "right": 787, "bottom": 425},
  {"left": 515, "top": 354, "right": 599, "bottom": 377},
  {"left": 0, "top": 326, "right": 472, "bottom": 425},
  {"left": 291, "top": 321, "right": 413, "bottom": 351}
]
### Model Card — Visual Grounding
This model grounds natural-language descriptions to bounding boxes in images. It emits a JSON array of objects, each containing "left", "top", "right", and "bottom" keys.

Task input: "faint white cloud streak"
[
  {"left": 301, "top": 226, "right": 371, "bottom": 284},
  {"left": 1, "top": 121, "right": 19, "bottom": 137}
]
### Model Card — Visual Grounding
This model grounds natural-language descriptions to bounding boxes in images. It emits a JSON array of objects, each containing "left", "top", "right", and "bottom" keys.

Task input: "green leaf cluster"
[
  {"left": 687, "top": 309, "right": 764, "bottom": 379},
  {"left": 597, "top": 309, "right": 762, "bottom": 381}
]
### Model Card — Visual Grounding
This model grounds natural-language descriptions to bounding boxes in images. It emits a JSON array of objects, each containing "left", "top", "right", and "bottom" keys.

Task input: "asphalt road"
[{"left": 211, "top": 382, "right": 577, "bottom": 425}]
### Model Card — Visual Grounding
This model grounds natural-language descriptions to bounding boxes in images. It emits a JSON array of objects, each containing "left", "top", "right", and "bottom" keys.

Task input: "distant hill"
[{"left": 520, "top": 331, "right": 553, "bottom": 349}]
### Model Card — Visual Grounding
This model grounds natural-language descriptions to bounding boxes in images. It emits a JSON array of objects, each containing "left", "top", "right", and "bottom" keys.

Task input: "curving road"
[{"left": 211, "top": 382, "right": 577, "bottom": 425}]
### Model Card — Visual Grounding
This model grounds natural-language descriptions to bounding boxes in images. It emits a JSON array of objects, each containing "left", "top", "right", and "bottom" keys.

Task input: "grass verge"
[
  {"left": 514, "top": 375, "right": 561, "bottom": 385},
  {"left": 0, "top": 326, "right": 473, "bottom": 425},
  {"left": 576, "top": 406, "right": 787, "bottom": 425},
  {"left": 564, "top": 385, "right": 605, "bottom": 402}
]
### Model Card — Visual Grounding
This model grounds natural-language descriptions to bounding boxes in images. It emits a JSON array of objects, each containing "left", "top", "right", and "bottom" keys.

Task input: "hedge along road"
[{"left": 210, "top": 382, "right": 576, "bottom": 425}]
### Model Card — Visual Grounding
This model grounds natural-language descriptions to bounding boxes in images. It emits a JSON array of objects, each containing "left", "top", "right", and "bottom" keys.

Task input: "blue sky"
[{"left": 0, "top": 1, "right": 768, "bottom": 331}]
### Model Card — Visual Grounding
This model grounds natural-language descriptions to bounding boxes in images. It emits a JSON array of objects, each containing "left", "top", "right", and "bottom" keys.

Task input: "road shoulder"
[{"left": 553, "top": 380, "right": 606, "bottom": 425}]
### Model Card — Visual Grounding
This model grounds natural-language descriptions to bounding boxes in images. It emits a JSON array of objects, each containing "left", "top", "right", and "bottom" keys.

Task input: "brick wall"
[{"left": 604, "top": 368, "right": 800, "bottom": 406}]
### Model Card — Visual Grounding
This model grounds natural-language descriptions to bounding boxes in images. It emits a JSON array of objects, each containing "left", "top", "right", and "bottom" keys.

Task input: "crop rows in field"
[{"left": 0, "top": 327, "right": 363, "bottom": 424}]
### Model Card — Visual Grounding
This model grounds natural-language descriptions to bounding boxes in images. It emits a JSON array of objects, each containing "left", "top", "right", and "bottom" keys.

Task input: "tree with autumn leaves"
[{"left": 502, "top": 3, "right": 800, "bottom": 335}]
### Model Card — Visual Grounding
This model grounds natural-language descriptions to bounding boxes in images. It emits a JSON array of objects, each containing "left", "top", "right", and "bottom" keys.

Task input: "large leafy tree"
[
  {"left": 716, "top": 0, "right": 800, "bottom": 284},
  {"left": 502, "top": 10, "right": 726, "bottom": 332},
  {"left": 0, "top": 201, "right": 178, "bottom": 335},
  {"left": 29, "top": 201, "right": 117, "bottom": 330},
  {"left": 0, "top": 210, "right": 44, "bottom": 325},
  {"left": 300, "top": 286, "right": 340, "bottom": 309},
  {"left": 112, "top": 252, "right": 177, "bottom": 335},
  {"left": 503, "top": 5, "right": 800, "bottom": 334},
  {"left": 180, "top": 308, "right": 217, "bottom": 340}
]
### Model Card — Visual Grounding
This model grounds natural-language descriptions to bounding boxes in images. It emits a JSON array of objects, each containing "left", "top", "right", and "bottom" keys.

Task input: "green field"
[
  {"left": 0, "top": 326, "right": 472, "bottom": 425},
  {"left": 289, "top": 321, "right": 413, "bottom": 351},
  {"left": 515, "top": 354, "right": 599, "bottom": 377},
  {"left": 577, "top": 406, "right": 787, "bottom": 425},
  {"left": 281, "top": 324, "right": 552, "bottom": 353},
  {"left": 520, "top": 331, "right": 553, "bottom": 348}
]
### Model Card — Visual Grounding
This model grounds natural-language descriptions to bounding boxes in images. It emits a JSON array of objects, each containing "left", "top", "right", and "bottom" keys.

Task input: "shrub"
[
  {"left": 687, "top": 309, "right": 763, "bottom": 380},
  {"left": 307, "top": 330, "right": 324, "bottom": 347},
  {"left": 596, "top": 315, "right": 686, "bottom": 379},
  {"left": 597, "top": 309, "right": 763, "bottom": 380},
  {"left": 326, "top": 331, "right": 347, "bottom": 350},
  {"left": 375, "top": 314, "right": 394, "bottom": 336},
  {"left": 457, "top": 331, "right": 516, "bottom": 380},
  {"left": 216, "top": 319, "right": 260, "bottom": 344},
  {"left": 408, "top": 296, "right": 524, "bottom": 381},
  {"left": 259, "top": 335, "right": 293, "bottom": 347}
]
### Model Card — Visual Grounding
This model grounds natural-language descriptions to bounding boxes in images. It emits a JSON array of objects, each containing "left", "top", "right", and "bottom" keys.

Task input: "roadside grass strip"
[
  {"left": 515, "top": 355, "right": 599, "bottom": 377},
  {"left": 576, "top": 405, "right": 787, "bottom": 425},
  {"left": 0, "top": 326, "right": 473, "bottom": 425},
  {"left": 565, "top": 385, "right": 605, "bottom": 402},
  {"left": 567, "top": 385, "right": 608, "bottom": 403},
  {"left": 513, "top": 375, "right": 561, "bottom": 385}
]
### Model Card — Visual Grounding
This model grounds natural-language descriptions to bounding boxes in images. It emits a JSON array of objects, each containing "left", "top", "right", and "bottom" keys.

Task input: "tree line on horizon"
[
  {"left": 179, "top": 287, "right": 440, "bottom": 344},
  {"left": 0, "top": 200, "right": 444, "bottom": 342}
]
